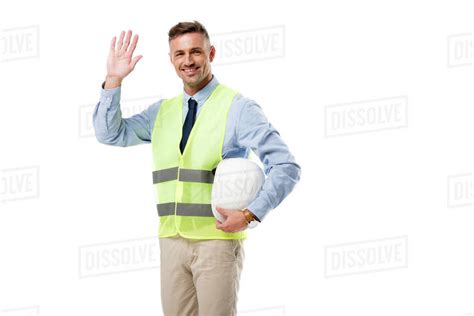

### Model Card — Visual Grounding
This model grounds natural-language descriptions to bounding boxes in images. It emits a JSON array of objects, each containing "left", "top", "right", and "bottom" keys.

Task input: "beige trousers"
[{"left": 159, "top": 234, "right": 245, "bottom": 316}]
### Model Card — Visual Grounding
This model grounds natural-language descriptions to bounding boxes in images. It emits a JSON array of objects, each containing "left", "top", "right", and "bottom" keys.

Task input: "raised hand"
[{"left": 105, "top": 30, "right": 143, "bottom": 88}]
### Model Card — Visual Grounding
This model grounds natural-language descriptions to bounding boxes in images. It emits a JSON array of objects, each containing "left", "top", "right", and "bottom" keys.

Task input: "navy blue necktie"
[{"left": 180, "top": 98, "right": 198, "bottom": 153}]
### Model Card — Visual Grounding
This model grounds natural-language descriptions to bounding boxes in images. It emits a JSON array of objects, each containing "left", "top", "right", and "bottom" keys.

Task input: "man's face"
[{"left": 169, "top": 32, "right": 215, "bottom": 90}]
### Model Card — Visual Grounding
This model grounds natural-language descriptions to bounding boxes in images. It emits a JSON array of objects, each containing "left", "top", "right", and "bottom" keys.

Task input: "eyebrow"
[{"left": 173, "top": 47, "right": 204, "bottom": 54}]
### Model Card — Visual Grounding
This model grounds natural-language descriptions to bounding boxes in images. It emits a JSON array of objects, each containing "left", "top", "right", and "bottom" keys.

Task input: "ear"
[
  {"left": 209, "top": 45, "right": 216, "bottom": 63},
  {"left": 168, "top": 51, "right": 172, "bottom": 63}
]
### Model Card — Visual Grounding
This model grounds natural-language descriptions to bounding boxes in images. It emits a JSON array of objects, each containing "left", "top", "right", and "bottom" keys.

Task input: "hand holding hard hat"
[
  {"left": 211, "top": 158, "right": 265, "bottom": 229},
  {"left": 215, "top": 206, "right": 252, "bottom": 232}
]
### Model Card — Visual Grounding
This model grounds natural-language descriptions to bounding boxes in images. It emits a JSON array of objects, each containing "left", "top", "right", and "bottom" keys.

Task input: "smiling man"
[
  {"left": 170, "top": 29, "right": 213, "bottom": 94},
  {"left": 93, "top": 21, "right": 301, "bottom": 316}
]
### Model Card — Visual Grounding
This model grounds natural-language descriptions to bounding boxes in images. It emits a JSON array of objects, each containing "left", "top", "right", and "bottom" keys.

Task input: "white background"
[{"left": 1, "top": 0, "right": 474, "bottom": 315}]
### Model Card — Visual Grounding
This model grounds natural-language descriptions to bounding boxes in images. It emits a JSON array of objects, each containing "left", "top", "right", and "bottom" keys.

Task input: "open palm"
[{"left": 107, "top": 30, "right": 143, "bottom": 80}]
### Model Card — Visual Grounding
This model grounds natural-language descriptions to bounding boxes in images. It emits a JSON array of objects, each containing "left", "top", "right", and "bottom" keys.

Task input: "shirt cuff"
[
  {"left": 100, "top": 80, "right": 121, "bottom": 108},
  {"left": 100, "top": 80, "right": 121, "bottom": 97},
  {"left": 247, "top": 198, "right": 272, "bottom": 223}
]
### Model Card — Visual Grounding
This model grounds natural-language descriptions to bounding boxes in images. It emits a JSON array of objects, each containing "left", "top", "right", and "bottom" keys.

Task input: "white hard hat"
[{"left": 211, "top": 158, "right": 265, "bottom": 227}]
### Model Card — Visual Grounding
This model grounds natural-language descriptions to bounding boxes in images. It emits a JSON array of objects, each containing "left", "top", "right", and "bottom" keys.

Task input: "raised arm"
[{"left": 93, "top": 30, "right": 160, "bottom": 147}]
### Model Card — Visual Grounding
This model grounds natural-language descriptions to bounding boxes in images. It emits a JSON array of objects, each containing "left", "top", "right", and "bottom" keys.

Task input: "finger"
[
  {"left": 117, "top": 30, "right": 125, "bottom": 51},
  {"left": 110, "top": 36, "right": 116, "bottom": 52},
  {"left": 121, "top": 30, "right": 132, "bottom": 52},
  {"left": 127, "top": 34, "right": 139, "bottom": 55},
  {"left": 131, "top": 55, "right": 142, "bottom": 69}
]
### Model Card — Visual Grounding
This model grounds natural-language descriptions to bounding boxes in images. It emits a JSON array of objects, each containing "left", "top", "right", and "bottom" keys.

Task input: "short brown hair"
[{"left": 168, "top": 20, "right": 210, "bottom": 43}]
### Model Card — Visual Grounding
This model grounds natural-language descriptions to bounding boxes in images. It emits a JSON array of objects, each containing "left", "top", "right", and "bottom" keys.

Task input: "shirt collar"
[{"left": 183, "top": 74, "right": 219, "bottom": 105}]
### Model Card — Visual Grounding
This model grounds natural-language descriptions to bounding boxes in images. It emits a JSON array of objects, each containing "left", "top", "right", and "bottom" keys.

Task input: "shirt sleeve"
[
  {"left": 93, "top": 81, "right": 162, "bottom": 146},
  {"left": 236, "top": 99, "right": 301, "bottom": 222}
]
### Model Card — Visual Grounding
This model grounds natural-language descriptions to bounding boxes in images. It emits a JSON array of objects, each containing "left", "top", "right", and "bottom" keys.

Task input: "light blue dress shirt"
[{"left": 93, "top": 75, "right": 301, "bottom": 222}]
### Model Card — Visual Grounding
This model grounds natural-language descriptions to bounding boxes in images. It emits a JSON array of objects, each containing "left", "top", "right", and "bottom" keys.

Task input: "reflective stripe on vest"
[
  {"left": 152, "top": 167, "right": 215, "bottom": 184},
  {"left": 151, "top": 84, "right": 247, "bottom": 240},
  {"left": 157, "top": 202, "right": 213, "bottom": 217}
]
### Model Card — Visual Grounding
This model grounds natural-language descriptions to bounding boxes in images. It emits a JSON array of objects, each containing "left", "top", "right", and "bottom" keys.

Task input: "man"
[{"left": 93, "top": 21, "right": 301, "bottom": 316}]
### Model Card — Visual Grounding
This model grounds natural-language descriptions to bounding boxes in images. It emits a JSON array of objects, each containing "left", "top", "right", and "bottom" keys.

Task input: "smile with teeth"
[{"left": 182, "top": 67, "right": 199, "bottom": 75}]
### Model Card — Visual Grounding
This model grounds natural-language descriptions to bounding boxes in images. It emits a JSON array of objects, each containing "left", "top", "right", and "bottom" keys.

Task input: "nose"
[{"left": 184, "top": 53, "right": 194, "bottom": 66}]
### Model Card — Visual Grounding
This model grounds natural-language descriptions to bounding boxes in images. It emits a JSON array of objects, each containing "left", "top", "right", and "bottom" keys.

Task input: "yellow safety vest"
[{"left": 151, "top": 84, "right": 247, "bottom": 240}]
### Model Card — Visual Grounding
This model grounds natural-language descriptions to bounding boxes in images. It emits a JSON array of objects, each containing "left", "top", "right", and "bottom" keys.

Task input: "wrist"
[
  {"left": 104, "top": 76, "right": 123, "bottom": 89},
  {"left": 242, "top": 208, "right": 260, "bottom": 223}
]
